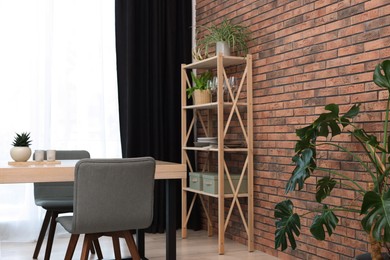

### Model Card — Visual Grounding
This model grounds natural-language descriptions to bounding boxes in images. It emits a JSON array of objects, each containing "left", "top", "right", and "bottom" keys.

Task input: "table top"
[{"left": 0, "top": 160, "right": 187, "bottom": 184}]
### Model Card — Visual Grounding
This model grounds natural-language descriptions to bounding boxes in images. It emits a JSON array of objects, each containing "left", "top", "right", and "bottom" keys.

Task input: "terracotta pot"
[{"left": 10, "top": 147, "right": 32, "bottom": 162}]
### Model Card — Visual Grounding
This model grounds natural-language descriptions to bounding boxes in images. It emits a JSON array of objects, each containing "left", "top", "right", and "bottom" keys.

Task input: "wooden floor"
[{"left": 0, "top": 230, "right": 278, "bottom": 260}]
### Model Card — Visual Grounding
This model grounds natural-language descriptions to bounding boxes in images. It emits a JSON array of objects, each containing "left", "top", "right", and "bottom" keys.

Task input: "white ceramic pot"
[
  {"left": 10, "top": 147, "right": 32, "bottom": 162},
  {"left": 216, "top": 41, "right": 230, "bottom": 56}
]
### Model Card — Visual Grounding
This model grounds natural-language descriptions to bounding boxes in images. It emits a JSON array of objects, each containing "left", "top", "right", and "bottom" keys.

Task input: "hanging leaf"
[
  {"left": 310, "top": 206, "right": 339, "bottom": 240},
  {"left": 374, "top": 60, "right": 390, "bottom": 90},
  {"left": 361, "top": 190, "right": 390, "bottom": 242},
  {"left": 352, "top": 129, "right": 386, "bottom": 153},
  {"left": 296, "top": 125, "right": 315, "bottom": 141},
  {"left": 316, "top": 177, "right": 337, "bottom": 203},
  {"left": 342, "top": 104, "right": 360, "bottom": 120},
  {"left": 286, "top": 148, "right": 315, "bottom": 193},
  {"left": 275, "top": 200, "right": 301, "bottom": 251}
]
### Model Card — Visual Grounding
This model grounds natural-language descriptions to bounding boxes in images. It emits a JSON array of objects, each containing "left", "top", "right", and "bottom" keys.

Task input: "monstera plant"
[{"left": 275, "top": 60, "right": 390, "bottom": 259}]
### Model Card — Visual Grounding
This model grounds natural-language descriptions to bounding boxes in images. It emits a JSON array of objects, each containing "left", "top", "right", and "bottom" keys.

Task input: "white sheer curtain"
[{"left": 0, "top": 0, "right": 121, "bottom": 241}]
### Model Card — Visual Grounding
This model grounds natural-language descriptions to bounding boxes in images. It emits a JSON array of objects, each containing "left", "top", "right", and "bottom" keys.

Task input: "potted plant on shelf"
[
  {"left": 10, "top": 132, "right": 32, "bottom": 162},
  {"left": 197, "top": 18, "right": 251, "bottom": 57},
  {"left": 187, "top": 71, "right": 212, "bottom": 105},
  {"left": 274, "top": 60, "right": 390, "bottom": 260}
]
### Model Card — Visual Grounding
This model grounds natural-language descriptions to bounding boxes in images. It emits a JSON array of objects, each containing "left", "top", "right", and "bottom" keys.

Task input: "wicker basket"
[{"left": 193, "top": 89, "right": 211, "bottom": 105}]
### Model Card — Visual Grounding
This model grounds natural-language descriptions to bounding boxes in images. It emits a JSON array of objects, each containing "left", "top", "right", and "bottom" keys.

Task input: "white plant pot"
[
  {"left": 216, "top": 41, "right": 231, "bottom": 56},
  {"left": 10, "top": 147, "right": 32, "bottom": 162}
]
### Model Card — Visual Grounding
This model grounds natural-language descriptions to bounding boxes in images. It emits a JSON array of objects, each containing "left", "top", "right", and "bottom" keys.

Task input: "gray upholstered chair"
[
  {"left": 57, "top": 157, "right": 156, "bottom": 260},
  {"left": 33, "top": 150, "right": 92, "bottom": 260}
]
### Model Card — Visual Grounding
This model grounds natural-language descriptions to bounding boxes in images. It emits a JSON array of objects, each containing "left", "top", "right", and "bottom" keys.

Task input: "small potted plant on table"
[{"left": 10, "top": 132, "right": 32, "bottom": 162}]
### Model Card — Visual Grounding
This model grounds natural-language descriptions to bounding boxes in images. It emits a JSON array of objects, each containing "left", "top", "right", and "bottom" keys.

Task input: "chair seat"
[
  {"left": 56, "top": 216, "right": 73, "bottom": 232},
  {"left": 35, "top": 199, "right": 73, "bottom": 210}
]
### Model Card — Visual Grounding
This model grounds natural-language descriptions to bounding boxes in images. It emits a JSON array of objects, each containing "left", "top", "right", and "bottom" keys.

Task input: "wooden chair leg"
[
  {"left": 44, "top": 211, "right": 58, "bottom": 260},
  {"left": 65, "top": 234, "right": 80, "bottom": 260},
  {"left": 123, "top": 230, "right": 140, "bottom": 260},
  {"left": 33, "top": 210, "right": 51, "bottom": 259},
  {"left": 112, "top": 235, "right": 122, "bottom": 260},
  {"left": 92, "top": 239, "right": 104, "bottom": 259},
  {"left": 80, "top": 235, "right": 92, "bottom": 260},
  {"left": 90, "top": 243, "right": 96, "bottom": 254}
]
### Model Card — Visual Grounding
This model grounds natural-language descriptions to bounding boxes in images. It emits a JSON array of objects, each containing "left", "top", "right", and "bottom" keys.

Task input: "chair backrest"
[
  {"left": 71, "top": 157, "right": 155, "bottom": 234},
  {"left": 34, "top": 150, "right": 90, "bottom": 202}
]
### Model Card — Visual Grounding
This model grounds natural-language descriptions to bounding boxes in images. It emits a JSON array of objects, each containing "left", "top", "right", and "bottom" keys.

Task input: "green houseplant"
[
  {"left": 187, "top": 71, "right": 212, "bottom": 105},
  {"left": 274, "top": 60, "right": 390, "bottom": 259},
  {"left": 10, "top": 132, "right": 32, "bottom": 162},
  {"left": 197, "top": 18, "right": 251, "bottom": 57}
]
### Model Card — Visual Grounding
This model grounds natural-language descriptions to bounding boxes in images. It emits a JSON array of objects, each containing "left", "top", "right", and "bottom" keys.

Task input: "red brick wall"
[{"left": 195, "top": 0, "right": 390, "bottom": 259}]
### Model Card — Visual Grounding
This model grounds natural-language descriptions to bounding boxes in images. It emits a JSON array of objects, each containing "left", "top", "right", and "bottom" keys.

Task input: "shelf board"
[
  {"left": 183, "top": 187, "right": 249, "bottom": 198},
  {"left": 183, "top": 55, "right": 247, "bottom": 69},
  {"left": 183, "top": 146, "right": 248, "bottom": 152},
  {"left": 183, "top": 102, "right": 247, "bottom": 110}
]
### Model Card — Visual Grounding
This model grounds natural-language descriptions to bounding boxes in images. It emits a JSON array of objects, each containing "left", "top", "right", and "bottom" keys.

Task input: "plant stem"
[
  {"left": 315, "top": 142, "right": 375, "bottom": 178},
  {"left": 382, "top": 97, "right": 390, "bottom": 164},
  {"left": 300, "top": 206, "right": 360, "bottom": 217}
]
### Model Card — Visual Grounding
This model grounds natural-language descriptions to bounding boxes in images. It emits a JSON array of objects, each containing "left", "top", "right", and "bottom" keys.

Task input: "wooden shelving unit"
[{"left": 181, "top": 53, "right": 254, "bottom": 254}]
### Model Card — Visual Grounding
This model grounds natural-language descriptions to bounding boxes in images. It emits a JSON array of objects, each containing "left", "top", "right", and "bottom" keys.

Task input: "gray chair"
[
  {"left": 57, "top": 157, "right": 155, "bottom": 260},
  {"left": 33, "top": 150, "right": 93, "bottom": 260}
]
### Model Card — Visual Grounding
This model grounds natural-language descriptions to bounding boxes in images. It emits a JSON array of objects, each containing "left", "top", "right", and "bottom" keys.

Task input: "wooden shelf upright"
[{"left": 181, "top": 53, "right": 254, "bottom": 254}]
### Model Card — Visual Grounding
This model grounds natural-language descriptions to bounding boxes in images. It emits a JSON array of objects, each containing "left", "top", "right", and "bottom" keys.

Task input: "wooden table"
[{"left": 0, "top": 160, "right": 187, "bottom": 260}]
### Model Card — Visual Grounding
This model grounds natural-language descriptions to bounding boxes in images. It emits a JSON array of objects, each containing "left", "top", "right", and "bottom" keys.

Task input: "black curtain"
[{"left": 115, "top": 0, "right": 197, "bottom": 233}]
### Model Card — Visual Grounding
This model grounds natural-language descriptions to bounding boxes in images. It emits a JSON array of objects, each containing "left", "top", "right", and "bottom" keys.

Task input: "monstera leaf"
[
  {"left": 310, "top": 206, "right": 339, "bottom": 240},
  {"left": 361, "top": 190, "right": 390, "bottom": 242},
  {"left": 374, "top": 60, "right": 390, "bottom": 90},
  {"left": 312, "top": 104, "right": 341, "bottom": 138},
  {"left": 275, "top": 200, "right": 301, "bottom": 251},
  {"left": 316, "top": 177, "right": 337, "bottom": 203},
  {"left": 340, "top": 104, "right": 360, "bottom": 127},
  {"left": 353, "top": 128, "right": 386, "bottom": 153},
  {"left": 286, "top": 148, "right": 315, "bottom": 192}
]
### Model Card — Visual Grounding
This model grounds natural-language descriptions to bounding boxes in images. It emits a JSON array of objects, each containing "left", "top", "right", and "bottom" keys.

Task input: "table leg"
[
  {"left": 124, "top": 179, "right": 177, "bottom": 260},
  {"left": 136, "top": 229, "right": 148, "bottom": 260},
  {"left": 166, "top": 179, "right": 176, "bottom": 260}
]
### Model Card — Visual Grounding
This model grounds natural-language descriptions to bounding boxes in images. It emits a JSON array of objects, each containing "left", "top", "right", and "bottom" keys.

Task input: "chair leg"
[
  {"left": 33, "top": 210, "right": 51, "bottom": 259},
  {"left": 92, "top": 239, "right": 104, "bottom": 259},
  {"left": 123, "top": 230, "right": 140, "bottom": 260},
  {"left": 81, "top": 235, "right": 92, "bottom": 260},
  {"left": 44, "top": 211, "right": 58, "bottom": 260},
  {"left": 65, "top": 234, "right": 80, "bottom": 260},
  {"left": 90, "top": 243, "right": 96, "bottom": 254},
  {"left": 112, "top": 235, "right": 122, "bottom": 260}
]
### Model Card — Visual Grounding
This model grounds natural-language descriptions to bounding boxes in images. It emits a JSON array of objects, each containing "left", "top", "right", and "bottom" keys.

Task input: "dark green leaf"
[
  {"left": 316, "top": 177, "right": 337, "bottom": 203},
  {"left": 296, "top": 125, "right": 313, "bottom": 140},
  {"left": 342, "top": 104, "right": 360, "bottom": 119},
  {"left": 286, "top": 149, "right": 315, "bottom": 193},
  {"left": 361, "top": 190, "right": 390, "bottom": 242},
  {"left": 295, "top": 139, "right": 312, "bottom": 153},
  {"left": 312, "top": 103, "right": 342, "bottom": 138},
  {"left": 352, "top": 129, "right": 386, "bottom": 153},
  {"left": 374, "top": 60, "right": 390, "bottom": 90},
  {"left": 324, "top": 103, "right": 339, "bottom": 115},
  {"left": 328, "top": 121, "right": 341, "bottom": 137},
  {"left": 310, "top": 206, "right": 339, "bottom": 240},
  {"left": 275, "top": 200, "right": 301, "bottom": 251}
]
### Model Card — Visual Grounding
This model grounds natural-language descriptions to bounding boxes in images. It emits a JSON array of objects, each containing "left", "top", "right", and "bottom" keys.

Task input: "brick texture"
[{"left": 194, "top": 0, "right": 390, "bottom": 259}]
